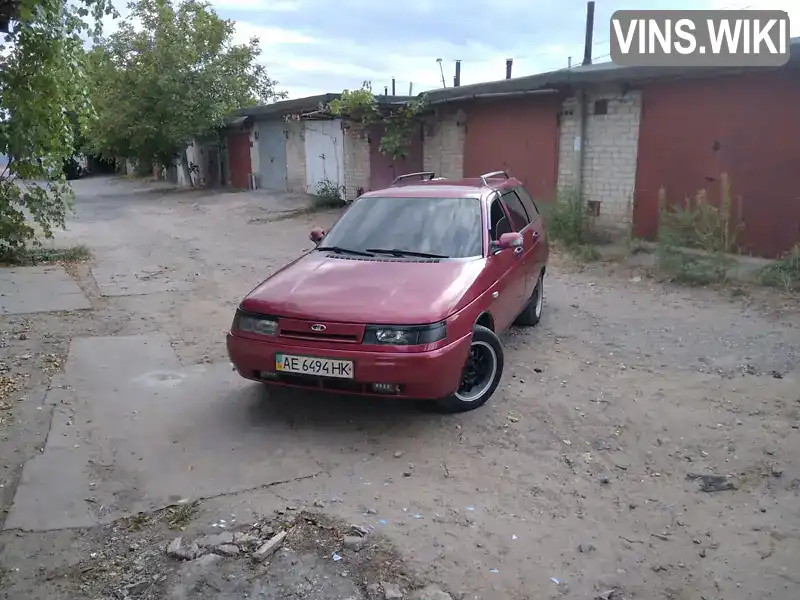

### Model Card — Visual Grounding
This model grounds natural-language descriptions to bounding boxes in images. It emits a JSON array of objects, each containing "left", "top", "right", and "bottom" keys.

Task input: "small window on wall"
[{"left": 594, "top": 99, "right": 608, "bottom": 115}]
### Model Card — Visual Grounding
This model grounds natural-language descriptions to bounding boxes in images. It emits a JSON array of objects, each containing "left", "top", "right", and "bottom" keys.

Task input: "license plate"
[{"left": 275, "top": 353, "right": 354, "bottom": 379}]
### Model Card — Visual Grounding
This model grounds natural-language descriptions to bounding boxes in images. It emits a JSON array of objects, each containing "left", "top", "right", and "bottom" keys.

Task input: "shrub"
[
  {"left": 656, "top": 173, "right": 743, "bottom": 285},
  {"left": 313, "top": 179, "right": 346, "bottom": 208},
  {"left": 545, "top": 187, "right": 592, "bottom": 248},
  {"left": 760, "top": 245, "right": 800, "bottom": 292}
]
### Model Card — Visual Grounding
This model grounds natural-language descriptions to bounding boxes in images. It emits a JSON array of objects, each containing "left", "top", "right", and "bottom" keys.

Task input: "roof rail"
[
  {"left": 479, "top": 170, "right": 510, "bottom": 186},
  {"left": 392, "top": 171, "right": 436, "bottom": 185}
]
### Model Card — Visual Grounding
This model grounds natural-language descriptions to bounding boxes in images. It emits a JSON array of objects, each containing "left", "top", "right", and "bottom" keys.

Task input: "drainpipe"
[
  {"left": 505, "top": 58, "right": 513, "bottom": 79},
  {"left": 576, "top": 1, "right": 595, "bottom": 202},
  {"left": 454, "top": 60, "right": 461, "bottom": 87}
]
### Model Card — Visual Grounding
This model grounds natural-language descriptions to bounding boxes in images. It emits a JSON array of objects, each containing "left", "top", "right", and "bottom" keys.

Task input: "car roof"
[{"left": 359, "top": 174, "right": 522, "bottom": 200}]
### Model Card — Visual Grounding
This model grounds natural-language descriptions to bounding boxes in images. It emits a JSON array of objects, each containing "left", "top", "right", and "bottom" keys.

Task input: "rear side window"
[
  {"left": 515, "top": 186, "right": 540, "bottom": 219},
  {"left": 501, "top": 191, "right": 531, "bottom": 231}
]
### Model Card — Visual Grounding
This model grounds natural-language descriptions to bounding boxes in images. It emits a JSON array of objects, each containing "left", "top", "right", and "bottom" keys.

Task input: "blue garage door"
[{"left": 258, "top": 120, "right": 288, "bottom": 190}]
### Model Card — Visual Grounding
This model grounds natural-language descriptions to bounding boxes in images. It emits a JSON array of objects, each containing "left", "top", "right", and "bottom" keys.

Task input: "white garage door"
[{"left": 304, "top": 119, "right": 345, "bottom": 193}]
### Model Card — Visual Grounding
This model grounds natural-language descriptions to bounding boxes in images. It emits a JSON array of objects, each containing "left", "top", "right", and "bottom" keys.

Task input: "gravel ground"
[{"left": 0, "top": 177, "right": 798, "bottom": 600}]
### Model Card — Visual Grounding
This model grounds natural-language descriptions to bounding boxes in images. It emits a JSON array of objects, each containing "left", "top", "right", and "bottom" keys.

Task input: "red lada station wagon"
[{"left": 226, "top": 170, "right": 549, "bottom": 412}]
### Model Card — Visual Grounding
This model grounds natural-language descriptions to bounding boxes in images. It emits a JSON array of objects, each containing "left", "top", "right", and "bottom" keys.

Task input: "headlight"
[
  {"left": 233, "top": 310, "right": 278, "bottom": 336},
  {"left": 363, "top": 322, "right": 446, "bottom": 345}
]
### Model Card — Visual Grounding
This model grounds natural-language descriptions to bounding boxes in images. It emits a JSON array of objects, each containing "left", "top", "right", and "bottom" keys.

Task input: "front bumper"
[{"left": 226, "top": 332, "right": 472, "bottom": 399}]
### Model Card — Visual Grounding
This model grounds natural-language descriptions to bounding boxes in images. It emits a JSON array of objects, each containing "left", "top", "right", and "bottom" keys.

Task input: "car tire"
[
  {"left": 514, "top": 270, "right": 544, "bottom": 327},
  {"left": 437, "top": 325, "right": 504, "bottom": 413}
]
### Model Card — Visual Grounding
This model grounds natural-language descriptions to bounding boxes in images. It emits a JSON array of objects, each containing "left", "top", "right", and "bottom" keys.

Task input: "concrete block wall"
[
  {"left": 343, "top": 123, "right": 370, "bottom": 202},
  {"left": 423, "top": 108, "right": 465, "bottom": 179},
  {"left": 415, "top": 89, "right": 641, "bottom": 233},
  {"left": 557, "top": 87, "right": 642, "bottom": 231},
  {"left": 285, "top": 121, "right": 306, "bottom": 193}
]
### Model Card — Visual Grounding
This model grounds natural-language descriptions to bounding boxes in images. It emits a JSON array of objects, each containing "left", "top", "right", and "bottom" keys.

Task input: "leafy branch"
[
  {"left": 326, "top": 82, "right": 428, "bottom": 160},
  {"left": 0, "top": 0, "right": 117, "bottom": 259},
  {"left": 84, "top": 0, "right": 287, "bottom": 183}
]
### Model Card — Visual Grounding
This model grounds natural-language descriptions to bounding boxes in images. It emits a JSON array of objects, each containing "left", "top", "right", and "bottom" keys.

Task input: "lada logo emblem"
[{"left": 311, "top": 324, "right": 326, "bottom": 332}]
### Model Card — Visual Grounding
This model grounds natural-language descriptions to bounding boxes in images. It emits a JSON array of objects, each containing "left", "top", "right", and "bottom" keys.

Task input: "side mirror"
[
  {"left": 497, "top": 232, "right": 523, "bottom": 249},
  {"left": 309, "top": 227, "right": 325, "bottom": 244}
]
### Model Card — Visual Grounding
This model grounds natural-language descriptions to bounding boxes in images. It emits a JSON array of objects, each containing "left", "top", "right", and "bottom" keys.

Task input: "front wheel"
[{"left": 437, "top": 325, "right": 504, "bottom": 413}]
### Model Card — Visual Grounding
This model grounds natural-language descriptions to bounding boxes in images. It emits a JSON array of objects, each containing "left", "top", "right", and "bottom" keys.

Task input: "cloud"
[{"left": 99, "top": 0, "right": 800, "bottom": 100}]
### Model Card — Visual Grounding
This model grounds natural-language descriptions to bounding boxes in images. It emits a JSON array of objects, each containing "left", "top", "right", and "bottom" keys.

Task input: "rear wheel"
[
  {"left": 437, "top": 325, "right": 504, "bottom": 413},
  {"left": 514, "top": 271, "right": 544, "bottom": 327}
]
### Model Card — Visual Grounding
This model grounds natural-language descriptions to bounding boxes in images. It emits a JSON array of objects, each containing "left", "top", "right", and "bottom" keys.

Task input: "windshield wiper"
[
  {"left": 316, "top": 245, "right": 375, "bottom": 257},
  {"left": 365, "top": 248, "right": 449, "bottom": 259}
]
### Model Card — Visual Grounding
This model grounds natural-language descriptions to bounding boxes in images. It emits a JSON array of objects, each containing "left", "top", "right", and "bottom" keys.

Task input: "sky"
[{"left": 102, "top": 0, "right": 800, "bottom": 100}]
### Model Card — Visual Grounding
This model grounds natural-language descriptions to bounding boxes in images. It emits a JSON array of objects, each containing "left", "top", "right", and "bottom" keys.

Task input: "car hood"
[{"left": 241, "top": 251, "right": 487, "bottom": 324}]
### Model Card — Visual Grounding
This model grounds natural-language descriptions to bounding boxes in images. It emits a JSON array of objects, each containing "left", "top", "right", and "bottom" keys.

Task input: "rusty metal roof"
[
  {"left": 236, "top": 94, "right": 415, "bottom": 119},
  {"left": 229, "top": 37, "right": 800, "bottom": 118},
  {"left": 423, "top": 36, "right": 800, "bottom": 105}
]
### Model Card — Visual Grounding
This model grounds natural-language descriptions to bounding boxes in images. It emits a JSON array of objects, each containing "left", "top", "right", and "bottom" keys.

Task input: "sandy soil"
[{"left": 0, "top": 177, "right": 798, "bottom": 600}]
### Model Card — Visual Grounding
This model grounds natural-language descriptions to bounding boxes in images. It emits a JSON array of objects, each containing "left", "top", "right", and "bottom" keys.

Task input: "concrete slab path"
[
  {"left": 4, "top": 333, "right": 326, "bottom": 531},
  {"left": 0, "top": 265, "right": 91, "bottom": 315}
]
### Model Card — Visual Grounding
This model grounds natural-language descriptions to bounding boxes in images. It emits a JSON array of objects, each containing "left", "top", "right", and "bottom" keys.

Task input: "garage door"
[
  {"left": 227, "top": 131, "right": 251, "bottom": 190},
  {"left": 463, "top": 96, "right": 561, "bottom": 201},
  {"left": 633, "top": 70, "right": 800, "bottom": 258},
  {"left": 368, "top": 123, "right": 423, "bottom": 190},
  {"left": 258, "top": 120, "right": 288, "bottom": 190},
  {"left": 304, "top": 119, "right": 345, "bottom": 193}
]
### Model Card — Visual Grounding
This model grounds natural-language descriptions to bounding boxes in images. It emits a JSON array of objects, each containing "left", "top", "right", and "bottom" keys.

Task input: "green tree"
[
  {"left": 86, "top": 0, "right": 286, "bottom": 184},
  {"left": 0, "top": 0, "right": 115, "bottom": 259}
]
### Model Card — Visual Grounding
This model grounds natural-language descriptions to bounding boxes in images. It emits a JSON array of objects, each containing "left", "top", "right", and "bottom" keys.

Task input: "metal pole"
[{"left": 582, "top": 1, "right": 595, "bottom": 65}]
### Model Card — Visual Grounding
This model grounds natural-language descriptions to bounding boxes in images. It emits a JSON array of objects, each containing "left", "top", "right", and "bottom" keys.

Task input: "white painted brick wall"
[
  {"left": 285, "top": 121, "right": 306, "bottom": 193},
  {"left": 343, "top": 122, "right": 370, "bottom": 201},
  {"left": 423, "top": 108, "right": 465, "bottom": 179},
  {"left": 557, "top": 99, "right": 579, "bottom": 190},
  {"left": 557, "top": 88, "right": 642, "bottom": 231}
]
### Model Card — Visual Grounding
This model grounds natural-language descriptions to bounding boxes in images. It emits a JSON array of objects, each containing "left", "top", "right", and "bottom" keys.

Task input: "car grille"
[
  {"left": 256, "top": 371, "right": 367, "bottom": 393},
  {"left": 278, "top": 317, "right": 364, "bottom": 343}
]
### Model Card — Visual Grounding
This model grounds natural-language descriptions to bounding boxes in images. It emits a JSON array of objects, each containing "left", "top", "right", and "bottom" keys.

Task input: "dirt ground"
[{"left": 0, "top": 177, "right": 798, "bottom": 600}]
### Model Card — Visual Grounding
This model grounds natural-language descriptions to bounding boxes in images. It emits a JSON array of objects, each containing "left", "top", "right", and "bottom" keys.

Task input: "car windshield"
[{"left": 319, "top": 196, "right": 483, "bottom": 259}]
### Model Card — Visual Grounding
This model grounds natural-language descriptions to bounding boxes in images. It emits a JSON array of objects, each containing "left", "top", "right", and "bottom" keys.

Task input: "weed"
[
  {"left": 760, "top": 245, "right": 800, "bottom": 292},
  {"left": 576, "top": 244, "right": 601, "bottom": 262},
  {"left": 314, "top": 179, "right": 346, "bottom": 208},
  {"left": 165, "top": 500, "right": 200, "bottom": 530},
  {"left": 0, "top": 244, "right": 91, "bottom": 266},
  {"left": 656, "top": 173, "right": 743, "bottom": 285},
  {"left": 544, "top": 187, "right": 592, "bottom": 248},
  {"left": 126, "top": 512, "right": 151, "bottom": 532}
]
